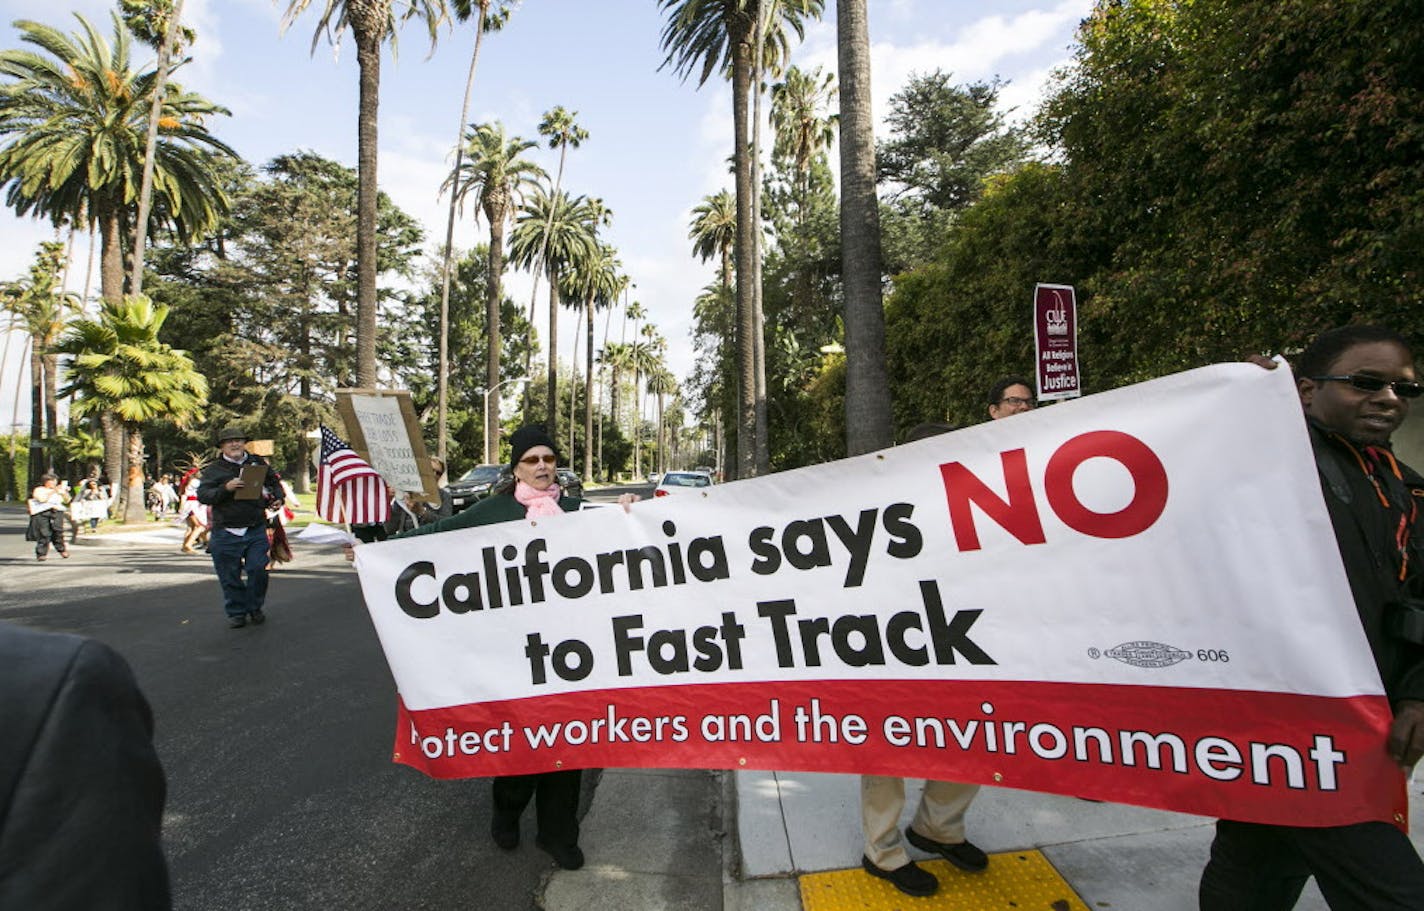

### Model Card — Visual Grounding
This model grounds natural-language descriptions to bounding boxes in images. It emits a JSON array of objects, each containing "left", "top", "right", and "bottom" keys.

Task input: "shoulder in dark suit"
[{"left": 0, "top": 622, "right": 170, "bottom": 910}]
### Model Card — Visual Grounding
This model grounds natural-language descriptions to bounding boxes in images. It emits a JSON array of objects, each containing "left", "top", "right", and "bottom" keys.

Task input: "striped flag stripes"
[{"left": 316, "top": 425, "right": 390, "bottom": 525}]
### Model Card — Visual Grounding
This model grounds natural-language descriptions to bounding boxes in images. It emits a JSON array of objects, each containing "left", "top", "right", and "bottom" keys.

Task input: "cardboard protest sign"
[
  {"left": 336, "top": 389, "right": 438, "bottom": 502},
  {"left": 353, "top": 363, "right": 1403, "bottom": 828}
]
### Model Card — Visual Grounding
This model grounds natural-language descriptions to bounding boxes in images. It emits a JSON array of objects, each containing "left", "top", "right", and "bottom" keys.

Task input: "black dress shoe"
[
  {"left": 228, "top": 615, "right": 247, "bottom": 629},
  {"left": 861, "top": 855, "right": 937, "bottom": 896},
  {"left": 249, "top": 609, "right": 266, "bottom": 625},
  {"left": 490, "top": 813, "right": 519, "bottom": 851},
  {"left": 536, "top": 837, "right": 584, "bottom": 870},
  {"left": 905, "top": 827, "right": 989, "bottom": 872}
]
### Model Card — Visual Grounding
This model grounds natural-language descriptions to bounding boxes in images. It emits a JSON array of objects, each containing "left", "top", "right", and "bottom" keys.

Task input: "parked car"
[
  {"left": 653, "top": 470, "right": 714, "bottom": 497},
  {"left": 556, "top": 468, "right": 585, "bottom": 499},
  {"left": 448, "top": 464, "right": 503, "bottom": 513}
]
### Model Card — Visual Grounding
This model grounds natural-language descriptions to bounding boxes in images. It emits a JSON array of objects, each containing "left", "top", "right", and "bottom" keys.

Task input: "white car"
[{"left": 653, "top": 470, "right": 714, "bottom": 497}]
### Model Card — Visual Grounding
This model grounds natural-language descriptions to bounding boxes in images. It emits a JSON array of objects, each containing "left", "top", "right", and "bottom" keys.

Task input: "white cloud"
[{"left": 797, "top": 0, "right": 1090, "bottom": 135}]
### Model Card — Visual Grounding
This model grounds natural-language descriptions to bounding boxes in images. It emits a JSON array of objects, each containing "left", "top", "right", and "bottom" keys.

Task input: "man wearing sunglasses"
[{"left": 1201, "top": 325, "right": 1424, "bottom": 909}]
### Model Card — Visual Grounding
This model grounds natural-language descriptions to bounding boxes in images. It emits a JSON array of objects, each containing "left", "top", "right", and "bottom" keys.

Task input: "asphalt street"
[{"left": 0, "top": 483, "right": 651, "bottom": 911}]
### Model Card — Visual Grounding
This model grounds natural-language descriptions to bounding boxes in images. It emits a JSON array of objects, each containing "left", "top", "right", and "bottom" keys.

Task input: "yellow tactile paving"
[{"left": 799, "top": 850, "right": 1089, "bottom": 911}]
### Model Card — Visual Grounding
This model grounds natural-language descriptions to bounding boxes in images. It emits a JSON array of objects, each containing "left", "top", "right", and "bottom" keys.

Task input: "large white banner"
[{"left": 354, "top": 363, "right": 1404, "bottom": 827}]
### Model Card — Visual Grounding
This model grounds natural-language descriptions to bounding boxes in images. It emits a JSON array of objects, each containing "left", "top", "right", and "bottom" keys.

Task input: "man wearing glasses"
[
  {"left": 987, "top": 377, "right": 1036, "bottom": 420},
  {"left": 1200, "top": 325, "right": 1424, "bottom": 908}
]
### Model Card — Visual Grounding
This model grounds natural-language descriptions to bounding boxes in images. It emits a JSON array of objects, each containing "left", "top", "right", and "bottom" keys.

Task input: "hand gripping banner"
[{"left": 353, "top": 363, "right": 1405, "bottom": 828}]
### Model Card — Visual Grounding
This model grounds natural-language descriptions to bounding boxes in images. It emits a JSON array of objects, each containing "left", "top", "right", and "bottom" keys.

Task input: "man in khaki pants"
[
  {"left": 860, "top": 776, "right": 985, "bottom": 896},
  {"left": 860, "top": 383, "right": 1035, "bottom": 896}
]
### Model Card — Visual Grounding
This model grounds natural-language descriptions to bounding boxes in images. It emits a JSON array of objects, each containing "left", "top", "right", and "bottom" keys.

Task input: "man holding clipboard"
[{"left": 197, "top": 426, "right": 288, "bottom": 629}]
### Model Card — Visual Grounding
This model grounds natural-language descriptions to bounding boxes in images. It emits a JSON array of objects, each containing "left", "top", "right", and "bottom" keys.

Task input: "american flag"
[{"left": 316, "top": 425, "right": 389, "bottom": 525}]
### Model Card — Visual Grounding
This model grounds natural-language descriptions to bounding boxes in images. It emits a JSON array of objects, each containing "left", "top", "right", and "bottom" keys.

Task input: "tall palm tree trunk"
[
  {"left": 27, "top": 342, "right": 43, "bottom": 480},
  {"left": 123, "top": 422, "right": 146, "bottom": 524},
  {"left": 837, "top": 0, "right": 891, "bottom": 457},
  {"left": 43, "top": 351, "right": 60, "bottom": 475},
  {"left": 561, "top": 298, "right": 572, "bottom": 455},
  {"left": 485, "top": 216, "right": 506, "bottom": 461},
  {"left": 533, "top": 145, "right": 571, "bottom": 422},
  {"left": 596, "top": 301, "right": 615, "bottom": 478},
  {"left": 101, "top": 412, "right": 123, "bottom": 516},
  {"left": 130, "top": 0, "right": 185, "bottom": 298},
  {"left": 657, "top": 393, "right": 666, "bottom": 474},
  {"left": 82, "top": 223, "right": 96, "bottom": 310},
  {"left": 546, "top": 263, "right": 559, "bottom": 439},
  {"left": 354, "top": 30, "right": 382, "bottom": 389},
  {"left": 751, "top": 0, "right": 770, "bottom": 476},
  {"left": 97, "top": 208, "right": 126, "bottom": 508},
  {"left": 99, "top": 209, "right": 124, "bottom": 305},
  {"left": 730, "top": 26, "right": 757, "bottom": 481},
  {"left": 437, "top": 1, "right": 491, "bottom": 461},
  {"left": 584, "top": 300, "right": 595, "bottom": 482}
]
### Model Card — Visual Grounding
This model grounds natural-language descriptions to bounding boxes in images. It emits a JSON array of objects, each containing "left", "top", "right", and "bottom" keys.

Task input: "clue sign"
[{"left": 1034, "top": 283, "right": 1080, "bottom": 402}]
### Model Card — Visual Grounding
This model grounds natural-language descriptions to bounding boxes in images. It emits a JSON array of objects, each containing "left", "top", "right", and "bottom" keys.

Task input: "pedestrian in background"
[
  {"left": 197, "top": 426, "right": 287, "bottom": 629},
  {"left": 177, "top": 469, "right": 209, "bottom": 554},
  {"left": 26, "top": 473, "right": 69, "bottom": 562},
  {"left": 71, "top": 478, "right": 104, "bottom": 536}
]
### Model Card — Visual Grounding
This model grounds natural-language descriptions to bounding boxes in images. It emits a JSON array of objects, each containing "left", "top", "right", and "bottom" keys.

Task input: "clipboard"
[{"left": 234, "top": 463, "right": 267, "bottom": 500}]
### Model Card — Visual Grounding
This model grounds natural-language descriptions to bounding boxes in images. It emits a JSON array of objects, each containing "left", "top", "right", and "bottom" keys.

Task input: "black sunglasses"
[{"left": 1310, "top": 374, "right": 1424, "bottom": 399}]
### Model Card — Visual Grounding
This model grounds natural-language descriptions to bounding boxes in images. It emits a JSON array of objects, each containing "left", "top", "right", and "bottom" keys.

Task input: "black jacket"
[
  {"left": 196, "top": 453, "right": 285, "bottom": 530},
  {"left": 1310, "top": 422, "right": 1424, "bottom": 703},
  {"left": 0, "top": 623, "right": 170, "bottom": 910}
]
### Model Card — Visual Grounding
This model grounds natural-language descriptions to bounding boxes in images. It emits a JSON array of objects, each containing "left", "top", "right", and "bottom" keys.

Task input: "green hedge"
[{"left": 0, "top": 435, "right": 27, "bottom": 501}]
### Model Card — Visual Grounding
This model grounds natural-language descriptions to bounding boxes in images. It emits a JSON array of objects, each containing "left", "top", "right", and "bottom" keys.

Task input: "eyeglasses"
[
  {"left": 997, "top": 396, "right": 1035, "bottom": 408},
  {"left": 519, "top": 454, "right": 557, "bottom": 465},
  {"left": 1310, "top": 375, "right": 1424, "bottom": 399}
]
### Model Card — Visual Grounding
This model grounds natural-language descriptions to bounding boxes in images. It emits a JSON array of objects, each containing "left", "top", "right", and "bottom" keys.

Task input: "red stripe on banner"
[{"left": 391, "top": 679, "right": 1406, "bottom": 829}]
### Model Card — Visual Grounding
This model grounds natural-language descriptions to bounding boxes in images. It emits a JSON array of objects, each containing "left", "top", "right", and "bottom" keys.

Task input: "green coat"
[{"left": 393, "top": 489, "right": 582, "bottom": 538}]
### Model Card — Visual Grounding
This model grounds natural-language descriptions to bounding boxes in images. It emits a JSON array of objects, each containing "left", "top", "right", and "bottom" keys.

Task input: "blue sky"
[{"left": 0, "top": 0, "right": 1093, "bottom": 435}]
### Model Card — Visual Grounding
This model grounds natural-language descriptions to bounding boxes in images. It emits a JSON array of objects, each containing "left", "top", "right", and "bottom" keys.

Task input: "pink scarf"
[{"left": 514, "top": 480, "right": 563, "bottom": 518}]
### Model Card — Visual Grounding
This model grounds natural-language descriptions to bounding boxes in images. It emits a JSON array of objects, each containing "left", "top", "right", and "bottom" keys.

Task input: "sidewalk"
[{"left": 544, "top": 767, "right": 1424, "bottom": 911}]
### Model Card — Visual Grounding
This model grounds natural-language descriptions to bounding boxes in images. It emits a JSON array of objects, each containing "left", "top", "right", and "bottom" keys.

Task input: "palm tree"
[
  {"left": 836, "top": 0, "right": 891, "bottom": 456},
  {"left": 622, "top": 298, "right": 647, "bottom": 451},
  {"left": 564, "top": 242, "right": 621, "bottom": 481},
  {"left": 1, "top": 240, "right": 76, "bottom": 480},
  {"left": 600, "top": 341, "right": 634, "bottom": 457},
  {"left": 121, "top": 0, "right": 192, "bottom": 297},
  {"left": 627, "top": 330, "right": 664, "bottom": 479},
  {"left": 57, "top": 295, "right": 207, "bottom": 523},
  {"left": 689, "top": 190, "right": 736, "bottom": 292},
  {"left": 0, "top": 14, "right": 236, "bottom": 307},
  {"left": 646, "top": 367, "right": 678, "bottom": 475},
  {"left": 659, "top": 0, "right": 823, "bottom": 479},
  {"left": 509, "top": 187, "right": 596, "bottom": 438},
  {"left": 522, "top": 106, "right": 589, "bottom": 409},
  {"left": 436, "top": 0, "right": 515, "bottom": 460},
  {"left": 282, "top": 0, "right": 446, "bottom": 388},
  {"left": 594, "top": 276, "right": 630, "bottom": 475},
  {"left": 450, "top": 121, "right": 546, "bottom": 458},
  {"left": 771, "top": 64, "right": 838, "bottom": 225}
]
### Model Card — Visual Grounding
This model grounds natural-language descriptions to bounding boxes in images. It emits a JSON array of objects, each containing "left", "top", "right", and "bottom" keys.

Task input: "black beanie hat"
[{"left": 508, "top": 424, "right": 559, "bottom": 472}]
